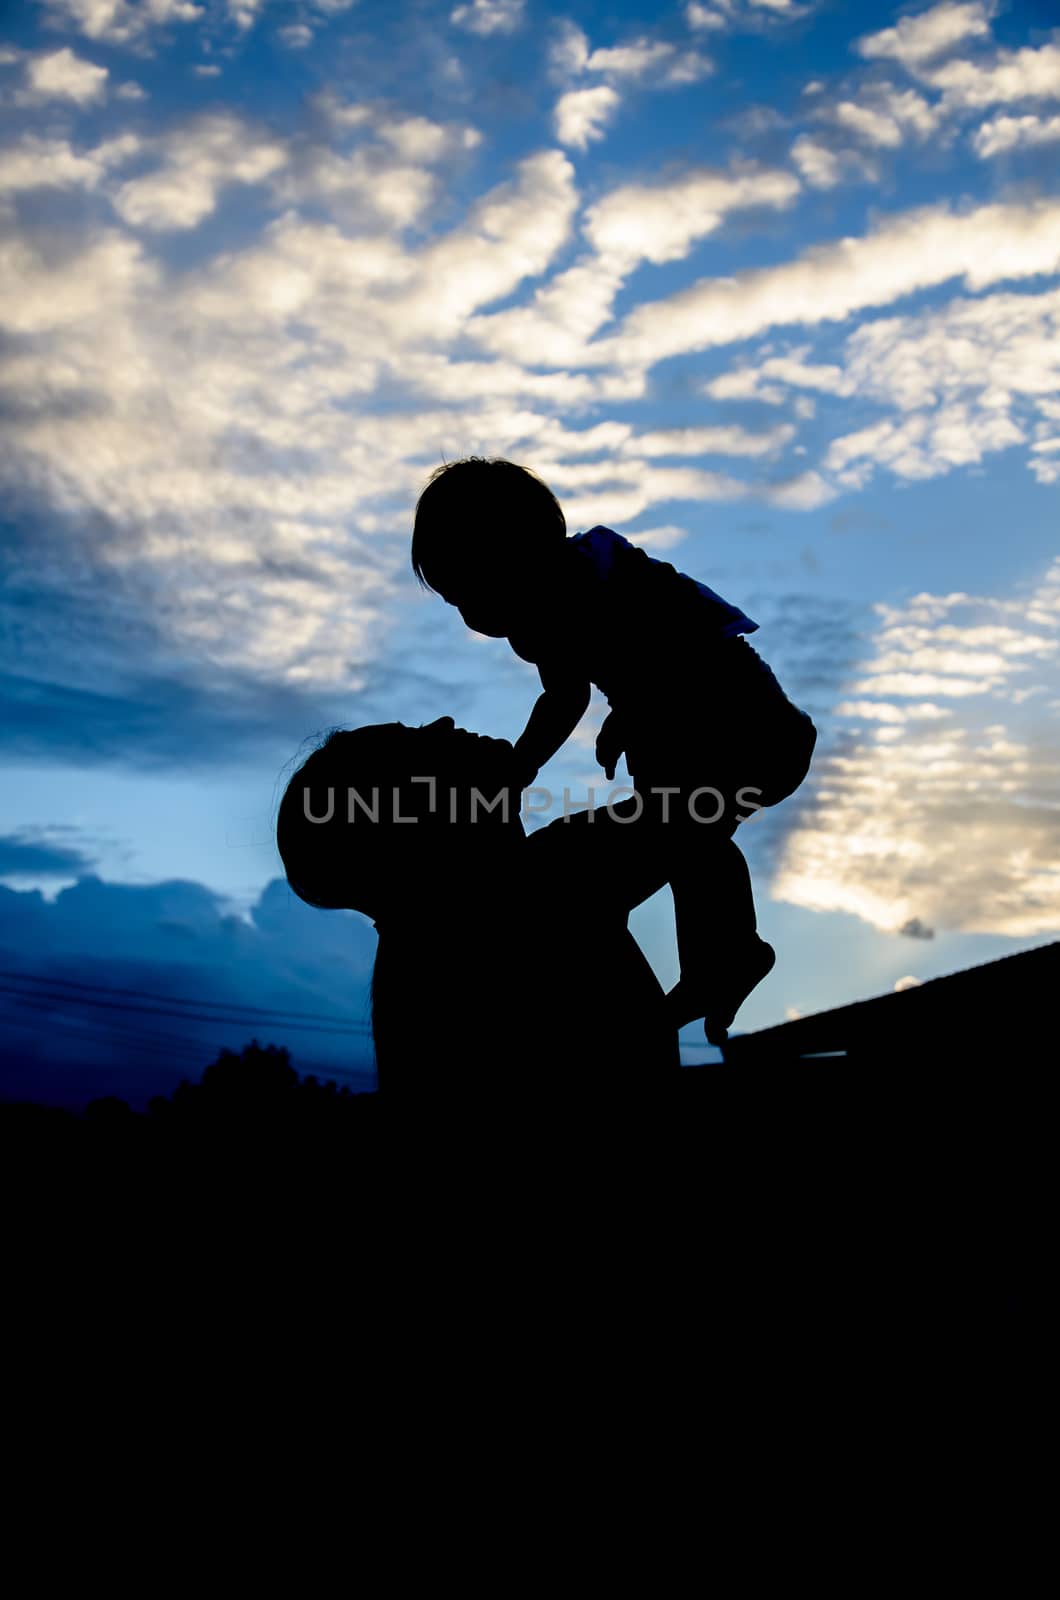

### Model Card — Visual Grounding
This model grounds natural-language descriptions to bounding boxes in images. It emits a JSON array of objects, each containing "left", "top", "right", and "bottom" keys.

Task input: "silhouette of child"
[{"left": 412, "top": 457, "right": 816, "bottom": 1043}]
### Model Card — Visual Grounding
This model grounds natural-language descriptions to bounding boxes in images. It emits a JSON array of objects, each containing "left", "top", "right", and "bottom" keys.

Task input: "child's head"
[{"left": 411, "top": 457, "right": 566, "bottom": 636}]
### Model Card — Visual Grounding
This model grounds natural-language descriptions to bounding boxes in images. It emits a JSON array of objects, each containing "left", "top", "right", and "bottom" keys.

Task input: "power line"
[
  {"left": 0, "top": 980, "right": 372, "bottom": 1037},
  {"left": 0, "top": 1011, "right": 209, "bottom": 1062},
  {"left": 0, "top": 969, "right": 718, "bottom": 1060},
  {"left": 1, "top": 1000, "right": 215, "bottom": 1062},
  {"left": 0, "top": 966, "right": 369, "bottom": 1030},
  {"left": 0, "top": 1009, "right": 374, "bottom": 1086}
]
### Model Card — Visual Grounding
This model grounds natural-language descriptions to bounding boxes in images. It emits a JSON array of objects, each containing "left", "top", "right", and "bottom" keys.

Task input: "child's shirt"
[{"left": 508, "top": 525, "right": 759, "bottom": 710}]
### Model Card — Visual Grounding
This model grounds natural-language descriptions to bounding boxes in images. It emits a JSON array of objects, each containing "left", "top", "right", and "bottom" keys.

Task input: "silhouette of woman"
[{"left": 277, "top": 716, "right": 678, "bottom": 1101}]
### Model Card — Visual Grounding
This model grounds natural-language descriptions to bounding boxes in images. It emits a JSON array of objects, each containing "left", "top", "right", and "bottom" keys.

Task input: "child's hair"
[{"left": 411, "top": 456, "right": 566, "bottom": 593}]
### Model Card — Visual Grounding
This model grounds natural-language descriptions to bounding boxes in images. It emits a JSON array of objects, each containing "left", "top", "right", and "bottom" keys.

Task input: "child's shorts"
[{"left": 622, "top": 638, "right": 817, "bottom": 814}]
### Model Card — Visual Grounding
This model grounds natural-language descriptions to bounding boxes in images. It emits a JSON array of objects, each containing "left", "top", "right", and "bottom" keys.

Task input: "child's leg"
[
  {"left": 674, "top": 832, "right": 755, "bottom": 957},
  {"left": 664, "top": 824, "right": 775, "bottom": 1040}
]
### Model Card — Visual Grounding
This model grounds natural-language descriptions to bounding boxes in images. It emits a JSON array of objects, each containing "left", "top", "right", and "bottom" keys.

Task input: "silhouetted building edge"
[{"left": 720, "top": 941, "right": 1059, "bottom": 1065}]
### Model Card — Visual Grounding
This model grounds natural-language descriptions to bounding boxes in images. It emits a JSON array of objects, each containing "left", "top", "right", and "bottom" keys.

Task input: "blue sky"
[{"left": 1, "top": 0, "right": 1059, "bottom": 1095}]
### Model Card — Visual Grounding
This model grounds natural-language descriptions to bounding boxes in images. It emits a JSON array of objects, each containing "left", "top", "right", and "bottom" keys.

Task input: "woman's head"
[
  {"left": 276, "top": 717, "right": 522, "bottom": 918},
  {"left": 411, "top": 457, "right": 567, "bottom": 636}
]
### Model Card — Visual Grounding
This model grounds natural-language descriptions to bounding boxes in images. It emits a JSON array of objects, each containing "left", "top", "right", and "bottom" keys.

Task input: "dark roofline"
[{"left": 721, "top": 939, "right": 1060, "bottom": 1063}]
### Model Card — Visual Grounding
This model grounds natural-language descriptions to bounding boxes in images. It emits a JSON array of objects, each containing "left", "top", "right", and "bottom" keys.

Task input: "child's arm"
[{"left": 512, "top": 660, "right": 591, "bottom": 788}]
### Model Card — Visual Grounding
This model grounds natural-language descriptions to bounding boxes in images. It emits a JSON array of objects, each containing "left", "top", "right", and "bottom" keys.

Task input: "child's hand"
[{"left": 595, "top": 711, "right": 625, "bottom": 782}]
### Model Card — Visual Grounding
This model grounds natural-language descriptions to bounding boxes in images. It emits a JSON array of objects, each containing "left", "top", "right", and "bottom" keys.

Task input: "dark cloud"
[
  {"left": 0, "top": 873, "right": 378, "bottom": 1109},
  {"left": 745, "top": 591, "right": 871, "bottom": 718},
  {"left": 0, "top": 652, "right": 492, "bottom": 773},
  {"left": 899, "top": 917, "right": 936, "bottom": 941},
  {"left": 0, "top": 829, "right": 97, "bottom": 878},
  {"left": 728, "top": 599, "right": 867, "bottom": 883},
  {"left": 0, "top": 492, "right": 487, "bottom": 771}
]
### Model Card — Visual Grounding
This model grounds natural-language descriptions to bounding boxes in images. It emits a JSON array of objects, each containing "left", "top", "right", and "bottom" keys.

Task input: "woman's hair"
[
  {"left": 277, "top": 720, "right": 525, "bottom": 1093},
  {"left": 276, "top": 726, "right": 408, "bottom": 915},
  {"left": 411, "top": 456, "right": 566, "bottom": 594},
  {"left": 276, "top": 720, "right": 517, "bottom": 918}
]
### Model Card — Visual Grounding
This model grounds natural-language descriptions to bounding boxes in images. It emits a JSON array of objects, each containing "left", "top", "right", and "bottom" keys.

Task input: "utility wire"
[
  {"left": 0, "top": 966, "right": 369, "bottom": 1029},
  {"left": 0, "top": 1009, "right": 374, "bottom": 1085},
  {"left": 0, "top": 980, "right": 372, "bottom": 1037},
  {"left": 0, "top": 968, "right": 714, "bottom": 1059}
]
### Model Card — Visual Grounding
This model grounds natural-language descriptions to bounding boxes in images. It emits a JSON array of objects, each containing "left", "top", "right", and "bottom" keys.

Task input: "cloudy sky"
[{"left": 1, "top": 0, "right": 1058, "bottom": 1097}]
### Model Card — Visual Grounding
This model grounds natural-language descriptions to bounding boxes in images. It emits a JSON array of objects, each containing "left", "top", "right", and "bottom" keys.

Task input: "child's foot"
[
  {"left": 665, "top": 938, "right": 776, "bottom": 1045},
  {"left": 703, "top": 938, "right": 776, "bottom": 1045}
]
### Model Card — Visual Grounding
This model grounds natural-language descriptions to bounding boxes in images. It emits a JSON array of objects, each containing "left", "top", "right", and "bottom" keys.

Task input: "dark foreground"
[
  {"left": 3, "top": 1039, "right": 1042, "bottom": 1506},
  {"left": 2, "top": 1039, "right": 1038, "bottom": 1322}
]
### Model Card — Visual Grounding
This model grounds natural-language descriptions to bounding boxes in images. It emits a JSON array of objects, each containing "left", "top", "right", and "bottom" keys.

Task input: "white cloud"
[
  {"left": 0, "top": 143, "right": 586, "bottom": 692},
  {"left": 835, "top": 701, "right": 952, "bottom": 723},
  {"left": 836, "top": 288, "right": 1060, "bottom": 486},
  {"left": 0, "top": 132, "right": 139, "bottom": 195},
  {"left": 790, "top": 136, "right": 844, "bottom": 189},
  {"left": 706, "top": 280, "right": 1060, "bottom": 491},
  {"left": 620, "top": 423, "right": 795, "bottom": 457},
  {"left": 376, "top": 114, "right": 480, "bottom": 163},
  {"left": 774, "top": 561, "right": 1060, "bottom": 938},
  {"left": 311, "top": 93, "right": 372, "bottom": 130},
  {"left": 0, "top": 229, "right": 158, "bottom": 335},
  {"left": 972, "top": 112, "right": 1060, "bottom": 158},
  {"left": 398, "top": 354, "right": 597, "bottom": 408},
  {"left": 468, "top": 254, "right": 628, "bottom": 365},
  {"left": 592, "top": 198, "right": 1060, "bottom": 373},
  {"left": 549, "top": 19, "right": 590, "bottom": 79},
  {"left": 114, "top": 115, "right": 288, "bottom": 230},
  {"left": 919, "top": 41, "right": 1060, "bottom": 109},
  {"left": 825, "top": 406, "right": 1025, "bottom": 484},
  {"left": 400, "top": 149, "right": 578, "bottom": 334},
  {"left": 275, "top": 148, "right": 436, "bottom": 229},
  {"left": 832, "top": 99, "right": 906, "bottom": 148},
  {"left": 39, "top": 0, "right": 203, "bottom": 45},
  {"left": 539, "top": 462, "right": 751, "bottom": 530},
  {"left": 877, "top": 85, "right": 943, "bottom": 138},
  {"left": 762, "top": 470, "right": 835, "bottom": 509},
  {"left": 624, "top": 525, "right": 689, "bottom": 549},
  {"left": 665, "top": 50, "right": 715, "bottom": 86},
  {"left": 227, "top": 0, "right": 266, "bottom": 29},
  {"left": 685, "top": 2, "right": 727, "bottom": 30},
  {"left": 856, "top": 1, "right": 995, "bottom": 69},
  {"left": 21, "top": 47, "right": 108, "bottom": 105},
  {"left": 585, "top": 39, "right": 677, "bottom": 78},
  {"left": 687, "top": 0, "right": 810, "bottom": 28},
  {"left": 10, "top": 0, "right": 1060, "bottom": 737},
  {"left": 450, "top": 0, "right": 525, "bottom": 36},
  {"left": 706, "top": 350, "right": 852, "bottom": 401},
  {"left": 893, "top": 975, "right": 922, "bottom": 992},
  {"left": 830, "top": 85, "right": 941, "bottom": 148},
  {"left": 583, "top": 165, "right": 800, "bottom": 266},
  {"left": 266, "top": 111, "right": 479, "bottom": 233},
  {"left": 847, "top": 287, "right": 1060, "bottom": 411},
  {"left": 792, "top": 86, "right": 940, "bottom": 185},
  {"left": 469, "top": 165, "right": 799, "bottom": 367},
  {"left": 551, "top": 20, "right": 713, "bottom": 103},
  {"left": 116, "top": 80, "right": 146, "bottom": 99},
  {"left": 278, "top": 24, "right": 314, "bottom": 49},
  {"left": 554, "top": 85, "right": 620, "bottom": 150}
]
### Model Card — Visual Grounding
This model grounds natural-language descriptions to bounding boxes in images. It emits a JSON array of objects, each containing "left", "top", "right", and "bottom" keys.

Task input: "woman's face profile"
[{"left": 278, "top": 715, "right": 522, "bottom": 917}]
